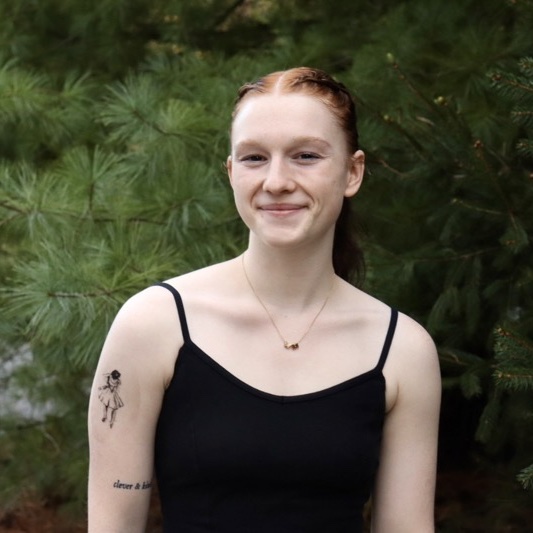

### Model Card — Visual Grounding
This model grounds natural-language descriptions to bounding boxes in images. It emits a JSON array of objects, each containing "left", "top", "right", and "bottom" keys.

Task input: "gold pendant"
[{"left": 284, "top": 342, "right": 299, "bottom": 350}]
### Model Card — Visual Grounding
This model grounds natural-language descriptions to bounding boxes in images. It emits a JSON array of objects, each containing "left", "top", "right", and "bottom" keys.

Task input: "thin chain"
[{"left": 241, "top": 254, "right": 336, "bottom": 350}]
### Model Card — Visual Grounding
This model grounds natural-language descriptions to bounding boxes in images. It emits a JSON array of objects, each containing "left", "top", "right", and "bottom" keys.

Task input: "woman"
[{"left": 88, "top": 67, "right": 441, "bottom": 532}]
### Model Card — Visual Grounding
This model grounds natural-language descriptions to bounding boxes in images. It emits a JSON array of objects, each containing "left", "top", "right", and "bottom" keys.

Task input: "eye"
[
  {"left": 239, "top": 154, "right": 266, "bottom": 164},
  {"left": 295, "top": 152, "right": 321, "bottom": 162}
]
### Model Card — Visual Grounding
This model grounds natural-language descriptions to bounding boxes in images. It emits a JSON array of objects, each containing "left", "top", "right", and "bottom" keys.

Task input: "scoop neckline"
[{"left": 179, "top": 338, "right": 384, "bottom": 404}]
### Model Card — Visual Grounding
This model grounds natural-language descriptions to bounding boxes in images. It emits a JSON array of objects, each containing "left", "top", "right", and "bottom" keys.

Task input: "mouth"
[{"left": 259, "top": 203, "right": 304, "bottom": 213}]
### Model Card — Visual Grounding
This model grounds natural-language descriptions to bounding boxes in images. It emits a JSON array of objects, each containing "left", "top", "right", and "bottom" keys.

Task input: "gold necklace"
[{"left": 241, "top": 254, "right": 335, "bottom": 350}]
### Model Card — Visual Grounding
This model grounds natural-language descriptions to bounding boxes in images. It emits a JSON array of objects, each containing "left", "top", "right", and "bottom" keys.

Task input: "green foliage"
[
  {"left": 347, "top": 3, "right": 533, "bottom": 492},
  {"left": 0, "top": 349, "right": 89, "bottom": 513},
  {"left": 518, "top": 463, "right": 533, "bottom": 490},
  {"left": 493, "top": 328, "right": 533, "bottom": 392},
  {"left": 1, "top": 0, "right": 533, "bottom": 524},
  {"left": 492, "top": 56, "right": 533, "bottom": 159}
]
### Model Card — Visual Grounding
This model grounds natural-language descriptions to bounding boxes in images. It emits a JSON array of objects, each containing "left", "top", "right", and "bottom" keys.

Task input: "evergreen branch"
[
  {"left": 494, "top": 370, "right": 533, "bottom": 380},
  {"left": 460, "top": 371, "right": 483, "bottom": 398},
  {"left": 0, "top": 243, "right": 18, "bottom": 256},
  {"left": 475, "top": 389, "right": 503, "bottom": 444},
  {"left": 451, "top": 198, "right": 504, "bottom": 216},
  {"left": 0, "top": 212, "right": 23, "bottom": 228},
  {"left": 130, "top": 107, "right": 187, "bottom": 138},
  {"left": 389, "top": 59, "right": 436, "bottom": 111},
  {"left": 0, "top": 200, "right": 28, "bottom": 215},
  {"left": 379, "top": 113, "right": 426, "bottom": 156},
  {"left": 82, "top": 209, "right": 165, "bottom": 226},
  {"left": 494, "top": 369, "right": 533, "bottom": 392},
  {"left": 516, "top": 139, "right": 533, "bottom": 155},
  {"left": 0, "top": 83, "right": 54, "bottom": 103},
  {"left": 472, "top": 140, "right": 519, "bottom": 233},
  {"left": 375, "top": 158, "right": 407, "bottom": 177},
  {"left": 357, "top": 95, "right": 426, "bottom": 157},
  {"left": 88, "top": 181, "right": 95, "bottom": 213},
  {"left": 517, "top": 463, "right": 533, "bottom": 490},
  {"left": 0, "top": 287, "right": 122, "bottom": 299},
  {"left": 46, "top": 290, "right": 117, "bottom": 299},
  {"left": 492, "top": 73, "right": 533, "bottom": 95},
  {"left": 0, "top": 200, "right": 166, "bottom": 226},
  {"left": 85, "top": 214, "right": 165, "bottom": 226},
  {"left": 3, "top": 414, "right": 80, "bottom": 449},
  {"left": 472, "top": 139, "right": 495, "bottom": 176},
  {"left": 439, "top": 348, "right": 486, "bottom": 367},
  {"left": 213, "top": 0, "right": 247, "bottom": 29},
  {"left": 518, "top": 56, "right": 533, "bottom": 73},
  {"left": 387, "top": 58, "right": 473, "bottom": 154},
  {"left": 40, "top": 425, "right": 62, "bottom": 455},
  {"left": 511, "top": 110, "right": 533, "bottom": 119},
  {"left": 495, "top": 327, "right": 533, "bottom": 352},
  {"left": 413, "top": 247, "right": 500, "bottom": 264},
  {"left": 0, "top": 198, "right": 227, "bottom": 229}
]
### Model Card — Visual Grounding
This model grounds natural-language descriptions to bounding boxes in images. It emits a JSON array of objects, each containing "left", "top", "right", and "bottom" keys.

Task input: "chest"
[
  {"left": 181, "top": 298, "right": 389, "bottom": 399},
  {"left": 155, "top": 346, "right": 385, "bottom": 512}
]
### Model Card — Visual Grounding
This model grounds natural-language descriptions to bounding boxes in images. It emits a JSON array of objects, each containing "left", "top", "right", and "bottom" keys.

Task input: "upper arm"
[
  {"left": 88, "top": 287, "right": 181, "bottom": 533},
  {"left": 371, "top": 314, "right": 441, "bottom": 533}
]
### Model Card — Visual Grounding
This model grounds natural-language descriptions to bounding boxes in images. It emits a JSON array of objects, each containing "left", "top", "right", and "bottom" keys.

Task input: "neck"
[
  {"left": 242, "top": 250, "right": 336, "bottom": 350},
  {"left": 241, "top": 242, "right": 336, "bottom": 312}
]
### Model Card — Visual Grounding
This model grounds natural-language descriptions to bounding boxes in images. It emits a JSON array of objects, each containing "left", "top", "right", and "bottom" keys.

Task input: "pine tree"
[
  {"left": 1, "top": 0, "right": 533, "bottom": 526},
  {"left": 489, "top": 55, "right": 533, "bottom": 490},
  {"left": 0, "top": 0, "right": 263, "bottom": 514},
  {"left": 344, "top": 0, "right": 533, "bottom": 503}
]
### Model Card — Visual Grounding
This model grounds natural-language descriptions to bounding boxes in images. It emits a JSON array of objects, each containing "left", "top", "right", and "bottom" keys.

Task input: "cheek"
[
  {"left": 231, "top": 176, "right": 252, "bottom": 200},
  {"left": 232, "top": 196, "right": 255, "bottom": 232},
  {"left": 231, "top": 181, "right": 253, "bottom": 217},
  {"left": 330, "top": 194, "right": 345, "bottom": 218},
  {"left": 320, "top": 180, "right": 346, "bottom": 217}
]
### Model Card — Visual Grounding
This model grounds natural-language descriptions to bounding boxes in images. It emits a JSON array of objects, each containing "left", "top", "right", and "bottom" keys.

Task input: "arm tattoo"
[
  {"left": 113, "top": 479, "right": 153, "bottom": 490},
  {"left": 98, "top": 369, "right": 124, "bottom": 428}
]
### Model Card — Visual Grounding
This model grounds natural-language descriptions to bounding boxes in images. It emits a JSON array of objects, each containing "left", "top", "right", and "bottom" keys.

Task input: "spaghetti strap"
[
  {"left": 376, "top": 308, "right": 398, "bottom": 372},
  {"left": 154, "top": 282, "right": 191, "bottom": 343}
]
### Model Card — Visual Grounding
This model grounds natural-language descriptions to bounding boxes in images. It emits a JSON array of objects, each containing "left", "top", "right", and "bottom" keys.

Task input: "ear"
[
  {"left": 226, "top": 155, "right": 233, "bottom": 185},
  {"left": 344, "top": 150, "right": 364, "bottom": 198}
]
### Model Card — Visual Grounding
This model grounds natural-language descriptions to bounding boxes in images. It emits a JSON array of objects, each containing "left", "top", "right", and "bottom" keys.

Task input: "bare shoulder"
[
  {"left": 344, "top": 285, "right": 440, "bottom": 406},
  {"left": 111, "top": 258, "right": 234, "bottom": 335},
  {"left": 385, "top": 310, "right": 441, "bottom": 409},
  {"left": 394, "top": 311, "right": 438, "bottom": 361},
  {"left": 341, "top": 282, "right": 437, "bottom": 357},
  {"left": 351, "top": 282, "right": 438, "bottom": 366},
  {"left": 104, "top": 259, "right": 235, "bottom": 355},
  {"left": 97, "top": 282, "right": 194, "bottom": 391},
  {"left": 163, "top": 258, "right": 241, "bottom": 306},
  {"left": 110, "top": 284, "right": 182, "bottom": 346}
]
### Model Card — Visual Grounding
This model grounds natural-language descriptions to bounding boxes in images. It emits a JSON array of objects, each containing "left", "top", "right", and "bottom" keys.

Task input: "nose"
[{"left": 262, "top": 157, "right": 295, "bottom": 194}]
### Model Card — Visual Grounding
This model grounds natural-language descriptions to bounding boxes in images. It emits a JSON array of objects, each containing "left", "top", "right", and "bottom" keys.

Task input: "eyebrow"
[{"left": 234, "top": 136, "right": 333, "bottom": 151}]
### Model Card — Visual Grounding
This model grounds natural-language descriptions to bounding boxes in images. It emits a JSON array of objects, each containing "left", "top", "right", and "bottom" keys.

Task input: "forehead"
[{"left": 231, "top": 93, "right": 344, "bottom": 146}]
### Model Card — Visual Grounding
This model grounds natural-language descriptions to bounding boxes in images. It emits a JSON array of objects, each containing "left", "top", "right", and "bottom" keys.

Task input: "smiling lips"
[{"left": 259, "top": 203, "right": 304, "bottom": 214}]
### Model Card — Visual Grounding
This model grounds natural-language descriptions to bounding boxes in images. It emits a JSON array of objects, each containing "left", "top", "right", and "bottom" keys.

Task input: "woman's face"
[{"left": 227, "top": 92, "right": 364, "bottom": 251}]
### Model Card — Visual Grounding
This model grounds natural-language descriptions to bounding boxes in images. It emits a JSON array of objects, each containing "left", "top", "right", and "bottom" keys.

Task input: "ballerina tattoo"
[{"left": 98, "top": 369, "right": 124, "bottom": 428}]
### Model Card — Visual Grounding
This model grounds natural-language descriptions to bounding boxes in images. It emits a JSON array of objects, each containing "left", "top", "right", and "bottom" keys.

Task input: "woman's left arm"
[{"left": 371, "top": 314, "right": 442, "bottom": 533}]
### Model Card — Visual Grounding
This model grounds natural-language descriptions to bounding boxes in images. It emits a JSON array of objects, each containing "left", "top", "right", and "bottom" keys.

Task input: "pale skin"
[{"left": 88, "top": 92, "right": 441, "bottom": 532}]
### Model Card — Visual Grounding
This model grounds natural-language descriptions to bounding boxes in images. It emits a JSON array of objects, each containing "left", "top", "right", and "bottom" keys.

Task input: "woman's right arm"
[{"left": 88, "top": 287, "right": 181, "bottom": 532}]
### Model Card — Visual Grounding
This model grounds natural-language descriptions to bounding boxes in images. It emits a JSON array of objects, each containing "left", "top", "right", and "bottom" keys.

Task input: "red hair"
[{"left": 233, "top": 67, "right": 359, "bottom": 153}]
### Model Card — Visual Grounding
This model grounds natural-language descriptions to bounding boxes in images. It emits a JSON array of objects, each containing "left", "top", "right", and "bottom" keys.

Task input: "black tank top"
[{"left": 154, "top": 283, "right": 398, "bottom": 533}]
